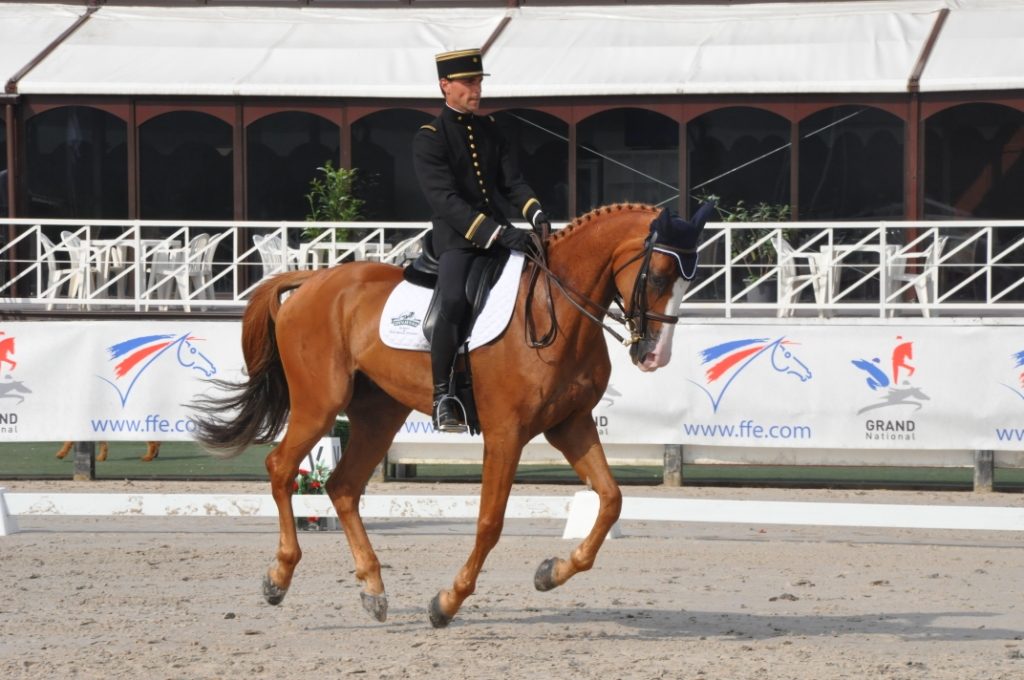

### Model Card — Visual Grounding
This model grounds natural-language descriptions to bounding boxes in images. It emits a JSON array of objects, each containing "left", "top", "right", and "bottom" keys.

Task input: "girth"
[{"left": 402, "top": 233, "right": 510, "bottom": 343}]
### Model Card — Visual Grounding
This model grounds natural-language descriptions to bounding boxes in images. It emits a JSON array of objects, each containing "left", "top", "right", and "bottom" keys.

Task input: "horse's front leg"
[
  {"left": 429, "top": 437, "right": 522, "bottom": 628},
  {"left": 535, "top": 410, "right": 622, "bottom": 591}
]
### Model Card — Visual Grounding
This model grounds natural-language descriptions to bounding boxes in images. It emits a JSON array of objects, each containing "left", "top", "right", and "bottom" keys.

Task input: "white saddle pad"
[{"left": 379, "top": 252, "right": 525, "bottom": 352}]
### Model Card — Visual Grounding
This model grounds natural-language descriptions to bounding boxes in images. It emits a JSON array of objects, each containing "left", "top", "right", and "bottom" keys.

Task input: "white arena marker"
[
  {"left": 562, "top": 490, "right": 624, "bottom": 540},
  {"left": 0, "top": 488, "right": 19, "bottom": 536}
]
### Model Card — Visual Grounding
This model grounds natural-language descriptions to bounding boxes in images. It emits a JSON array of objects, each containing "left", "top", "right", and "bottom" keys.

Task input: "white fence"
[{"left": 2, "top": 218, "right": 1023, "bottom": 316}]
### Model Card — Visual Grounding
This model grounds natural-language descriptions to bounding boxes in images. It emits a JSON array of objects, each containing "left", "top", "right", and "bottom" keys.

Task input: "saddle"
[
  {"left": 402, "top": 233, "right": 510, "bottom": 344},
  {"left": 401, "top": 233, "right": 510, "bottom": 436}
]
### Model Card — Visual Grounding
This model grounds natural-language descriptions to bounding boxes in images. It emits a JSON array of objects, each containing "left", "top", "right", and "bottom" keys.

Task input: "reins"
[{"left": 522, "top": 227, "right": 687, "bottom": 350}]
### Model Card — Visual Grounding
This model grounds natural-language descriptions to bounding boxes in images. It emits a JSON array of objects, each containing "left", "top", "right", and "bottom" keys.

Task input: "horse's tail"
[{"left": 191, "top": 270, "right": 316, "bottom": 458}]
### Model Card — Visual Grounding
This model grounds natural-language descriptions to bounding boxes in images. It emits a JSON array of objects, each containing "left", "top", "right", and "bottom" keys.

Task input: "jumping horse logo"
[
  {"left": 850, "top": 336, "right": 930, "bottom": 414},
  {"left": 98, "top": 332, "right": 216, "bottom": 407},
  {"left": 689, "top": 336, "right": 812, "bottom": 413},
  {"left": 0, "top": 332, "right": 32, "bottom": 404}
]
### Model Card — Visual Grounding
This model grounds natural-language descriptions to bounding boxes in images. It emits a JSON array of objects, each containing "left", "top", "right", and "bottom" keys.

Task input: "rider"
[{"left": 413, "top": 48, "right": 551, "bottom": 433}]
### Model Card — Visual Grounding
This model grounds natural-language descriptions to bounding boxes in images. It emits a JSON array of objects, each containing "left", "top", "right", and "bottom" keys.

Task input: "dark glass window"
[
  {"left": 139, "top": 111, "right": 232, "bottom": 220},
  {"left": 493, "top": 109, "right": 569, "bottom": 221},
  {"left": 688, "top": 106, "right": 789, "bottom": 215},
  {"left": 247, "top": 111, "right": 339, "bottom": 221},
  {"left": 800, "top": 106, "right": 903, "bottom": 220},
  {"left": 24, "top": 106, "right": 128, "bottom": 219},
  {"left": 351, "top": 108, "right": 431, "bottom": 221},
  {"left": 925, "top": 103, "right": 1024, "bottom": 219},
  {"left": 577, "top": 108, "right": 679, "bottom": 214}
]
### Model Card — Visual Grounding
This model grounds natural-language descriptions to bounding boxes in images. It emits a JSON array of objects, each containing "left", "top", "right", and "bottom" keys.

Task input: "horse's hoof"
[
  {"left": 534, "top": 557, "right": 561, "bottom": 592},
  {"left": 428, "top": 592, "right": 454, "bottom": 628},
  {"left": 262, "top": 573, "right": 288, "bottom": 606},
  {"left": 360, "top": 591, "right": 388, "bottom": 623}
]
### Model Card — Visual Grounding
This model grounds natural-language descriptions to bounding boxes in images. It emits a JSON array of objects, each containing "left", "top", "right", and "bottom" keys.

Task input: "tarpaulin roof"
[{"left": 5, "top": 1, "right": 1024, "bottom": 98}]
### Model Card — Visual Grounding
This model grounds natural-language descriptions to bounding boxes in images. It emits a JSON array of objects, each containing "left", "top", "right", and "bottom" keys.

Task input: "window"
[
  {"left": 688, "top": 106, "right": 789, "bottom": 216},
  {"left": 492, "top": 109, "right": 569, "bottom": 221},
  {"left": 800, "top": 106, "right": 903, "bottom": 220},
  {"left": 24, "top": 106, "right": 128, "bottom": 219},
  {"left": 247, "top": 111, "right": 340, "bottom": 221},
  {"left": 351, "top": 109, "right": 431, "bottom": 221},
  {"left": 139, "top": 111, "right": 232, "bottom": 220},
  {"left": 577, "top": 108, "right": 679, "bottom": 214}
]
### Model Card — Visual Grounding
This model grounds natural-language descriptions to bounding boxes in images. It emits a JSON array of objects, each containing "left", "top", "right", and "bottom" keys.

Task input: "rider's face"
[{"left": 441, "top": 76, "right": 483, "bottom": 113}]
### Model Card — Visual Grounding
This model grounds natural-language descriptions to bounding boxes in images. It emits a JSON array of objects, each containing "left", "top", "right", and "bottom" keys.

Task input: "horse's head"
[
  {"left": 770, "top": 340, "right": 812, "bottom": 382},
  {"left": 610, "top": 201, "right": 714, "bottom": 372},
  {"left": 177, "top": 336, "right": 216, "bottom": 378}
]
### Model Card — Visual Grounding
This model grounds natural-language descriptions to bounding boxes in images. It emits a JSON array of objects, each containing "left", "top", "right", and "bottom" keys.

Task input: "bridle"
[{"left": 523, "top": 222, "right": 695, "bottom": 352}]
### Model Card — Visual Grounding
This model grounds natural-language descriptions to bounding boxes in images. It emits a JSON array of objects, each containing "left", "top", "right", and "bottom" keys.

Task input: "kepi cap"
[{"left": 436, "top": 48, "right": 489, "bottom": 80}]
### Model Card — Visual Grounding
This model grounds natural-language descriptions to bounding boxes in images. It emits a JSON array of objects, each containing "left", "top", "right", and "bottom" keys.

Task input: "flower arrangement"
[
  {"left": 294, "top": 462, "right": 329, "bottom": 496},
  {"left": 294, "top": 457, "right": 331, "bottom": 530}
]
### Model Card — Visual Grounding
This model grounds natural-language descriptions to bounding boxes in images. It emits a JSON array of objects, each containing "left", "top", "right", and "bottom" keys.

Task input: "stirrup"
[{"left": 433, "top": 394, "right": 469, "bottom": 434}]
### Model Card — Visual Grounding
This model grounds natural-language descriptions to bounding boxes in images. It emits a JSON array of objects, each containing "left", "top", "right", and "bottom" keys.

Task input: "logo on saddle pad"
[
  {"left": 379, "top": 253, "right": 525, "bottom": 353},
  {"left": 389, "top": 311, "right": 422, "bottom": 330}
]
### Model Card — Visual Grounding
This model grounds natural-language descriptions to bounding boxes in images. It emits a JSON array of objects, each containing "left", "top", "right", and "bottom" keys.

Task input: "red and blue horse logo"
[
  {"left": 98, "top": 332, "right": 216, "bottom": 407},
  {"left": 689, "top": 336, "right": 812, "bottom": 413},
  {"left": 1001, "top": 349, "right": 1024, "bottom": 401}
]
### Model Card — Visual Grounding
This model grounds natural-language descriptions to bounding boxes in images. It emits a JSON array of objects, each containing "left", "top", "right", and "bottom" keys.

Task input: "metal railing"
[{"left": 2, "top": 218, "right": 1023, "bottom": 317}]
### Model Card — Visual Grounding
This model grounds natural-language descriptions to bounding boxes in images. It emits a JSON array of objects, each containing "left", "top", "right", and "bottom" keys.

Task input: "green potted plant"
[
  {"left": 303, "top": 161, "right": 364, "bottom": 242},
  {"left": 717, "top": 198, "right": 792, "bottom": 302}
]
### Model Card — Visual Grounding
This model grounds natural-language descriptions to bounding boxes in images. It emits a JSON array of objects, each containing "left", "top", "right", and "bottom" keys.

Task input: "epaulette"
[{"left": 419, "top": 124, "right": 437, "bottom": 132}]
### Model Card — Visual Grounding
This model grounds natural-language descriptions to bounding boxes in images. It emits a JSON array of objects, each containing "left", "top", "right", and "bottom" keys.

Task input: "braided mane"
[{"left": 549, "top": 203, "right": 657, "bottom": 244}]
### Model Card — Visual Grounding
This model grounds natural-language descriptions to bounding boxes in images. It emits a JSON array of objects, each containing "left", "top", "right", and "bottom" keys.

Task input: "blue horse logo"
[
  {"left": 98, "top": 332, "right": 216, "bottom": 407},
  {"left": 689, "top": 336, "right": 812, "bottom": 413}
]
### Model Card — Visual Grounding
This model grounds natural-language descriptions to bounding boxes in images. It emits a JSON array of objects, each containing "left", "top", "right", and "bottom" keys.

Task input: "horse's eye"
[{"left": 649, "top": 274, "right": 670, "bottom": 292}]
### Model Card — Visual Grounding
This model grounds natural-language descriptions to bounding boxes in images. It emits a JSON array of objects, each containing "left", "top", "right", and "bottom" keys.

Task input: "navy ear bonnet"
[{"left": 649, "top": 199, "right": 716, "bottom": 280}]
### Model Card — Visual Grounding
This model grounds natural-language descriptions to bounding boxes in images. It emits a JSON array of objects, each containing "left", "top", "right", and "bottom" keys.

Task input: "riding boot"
[{"left": 430, "top": 319, "right": 468, "bottom": 434}]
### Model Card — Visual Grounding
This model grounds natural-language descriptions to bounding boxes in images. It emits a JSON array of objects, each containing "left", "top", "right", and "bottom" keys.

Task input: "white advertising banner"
[
  {"left": 0, "top": 321, "right": 243, "bottom": 442},
  {"left": 0, "top": 319, "right": 1021, "bottom": 452}
]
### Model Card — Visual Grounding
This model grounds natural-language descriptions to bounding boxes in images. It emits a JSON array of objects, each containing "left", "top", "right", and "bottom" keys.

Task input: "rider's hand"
[
  {"left": 498, "top": 227, "right": 533, "bottom": 252},
  {"left": 532, "top": 211, "right": 551, "bottom": 237}
]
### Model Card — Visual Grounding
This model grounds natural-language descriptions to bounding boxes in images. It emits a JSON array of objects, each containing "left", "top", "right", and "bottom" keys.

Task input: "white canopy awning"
[
  {"left": 486, "top": 2, "right": 945, "bottom": 97},
  {"left": 918, "top": 0, "right": 1024, "bottom": 92},
  {"left": 16, "top": 6, "right": 507, "bottom": 97},
  {"left": 0, "top": 3, "right": 83, "bottom": 90},
  {"left": 7, "top": 1, "right": 1024, "bottom": 99}
]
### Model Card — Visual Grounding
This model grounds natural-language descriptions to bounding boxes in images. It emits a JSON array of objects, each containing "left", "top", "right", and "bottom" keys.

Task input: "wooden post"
[
  {"left": 663, "top": 444, "right": 683, "bottom": 487},
  {"left": 73, "top": 441, "right": 95, "bottom": 482},
  {"left": 973, "top": 450, "right": 994, "bottom": 493}
]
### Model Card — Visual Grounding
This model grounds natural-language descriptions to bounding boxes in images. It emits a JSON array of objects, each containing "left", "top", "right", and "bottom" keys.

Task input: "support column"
[
  {"left": 973, "top": 450, "right": 994, "bottom": 493},
  {"left": 663, "top": 444, "right": 683, "bottom": 487},
  {"left": 73, "top": 441, "right": 95, "bottom": 482}
]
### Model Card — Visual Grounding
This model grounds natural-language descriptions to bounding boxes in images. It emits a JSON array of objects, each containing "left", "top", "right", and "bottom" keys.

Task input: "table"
[
  {"left": 819, "top": 243, "right": 900, "bottom": 304},
  {"left": 85, "top": 238, "right": 181, "bottom": 298},
  {"left": 298, "top": 240, "right": 384, "bottom": 269}
]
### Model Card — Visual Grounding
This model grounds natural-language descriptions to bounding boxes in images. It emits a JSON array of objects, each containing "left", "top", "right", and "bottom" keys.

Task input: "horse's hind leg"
[
  {"left": 534, "top": 410, "right": 622, "bottom": 592},
  {"left": 262, "top": 407, "right": 339, "bottom": 606},
  {"left": 141, "top": 441, "right": 160, "bottom": 462},
  {"left": 325, "top": 375, "right": 411, "bottom": 623}
]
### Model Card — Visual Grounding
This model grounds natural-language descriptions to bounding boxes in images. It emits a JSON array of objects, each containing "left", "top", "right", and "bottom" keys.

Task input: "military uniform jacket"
[{"left": 413, "top": 105, "right": 544, "bottom": 253}]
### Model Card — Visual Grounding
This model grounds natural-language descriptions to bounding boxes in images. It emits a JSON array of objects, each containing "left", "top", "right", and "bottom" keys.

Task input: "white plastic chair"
[
  {"left": 195, "top": 230, "right": 231, "bottom": 301},
  {"left": 147, "top": 233, "right": 210, "bottom": 311},
  {"left": 38, "top": 231, "right": 73, "bottom": 309},
  {"left": 59, "top": 230, "right": 99, "bottom": 302},
  {"left": 772, "top": 237, "right": 828, "bottom": 318},
  {"left": 887, "top": 236, "right": 948, "bottom": 317},
  {"left": 253, "top": 234, "right": 300, "bottom": 277}
]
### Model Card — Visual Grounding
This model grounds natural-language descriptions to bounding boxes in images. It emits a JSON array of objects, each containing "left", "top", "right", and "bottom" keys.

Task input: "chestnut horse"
[{"left": 192, "top": 202, "right": 707, "bottom": 627}]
